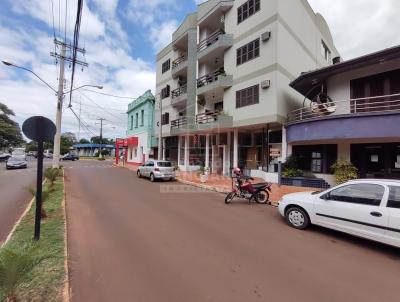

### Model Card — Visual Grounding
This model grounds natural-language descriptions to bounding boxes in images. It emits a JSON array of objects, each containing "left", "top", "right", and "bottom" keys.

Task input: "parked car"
[
  {"left": 6, "top": 157, "right": 28, "bottom": 170},
  {"left": 11, "top": 148, "right": 26, "bottom": 160},
  {"left": 0, "top": 153, "right": 11, "bottom": 162},
  {"left": 278, "top": 179, "right": 400, "bottom": 248},
  {"left": 61, "top": 154, "right": 79, "bottom": 161},
  {"left": 137, "top": 160, "right": 175, "bottom": 182}
]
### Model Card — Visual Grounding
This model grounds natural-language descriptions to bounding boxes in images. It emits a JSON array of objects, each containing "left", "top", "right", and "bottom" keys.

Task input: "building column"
[
  {"left": 205, "top": 134, "right": 210, "bottom": 169},
  {"left": 226, "top": 131, "right": 231, "bottom": 175},
  {"left": 177, "top": 136, "right": 181, "bottom": 166},
  {"left": 281, "top": 126, "right": 289, "bottom": 162},
  {"left": 162, "top": 138, "right": 166, "bottom": 160},
  {"left": 184, "top": 135, "right": 189, "bottom": 168},
  {"left": 233, "top": 129, "right": 238, "bottom": 168},
  {"left": 338, "top": 141, "right": 351, "bottom": 161}
]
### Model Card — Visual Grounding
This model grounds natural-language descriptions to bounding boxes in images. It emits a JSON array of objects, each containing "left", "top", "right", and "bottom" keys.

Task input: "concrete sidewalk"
[{"left": 114, "top": 162, "right": 316, "bottom": 202}]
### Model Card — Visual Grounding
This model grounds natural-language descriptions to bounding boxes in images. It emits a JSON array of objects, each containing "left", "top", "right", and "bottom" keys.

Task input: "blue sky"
[{"left": 0, "top": 0, "right": 399, "bottom": 139}]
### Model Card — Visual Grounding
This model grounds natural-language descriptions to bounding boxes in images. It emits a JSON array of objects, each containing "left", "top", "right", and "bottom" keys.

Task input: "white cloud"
[
  {"left": 308, "top": 0, "right": 400, "bottom": 59},
  {"left": 149, "top": 20, "right": 179, "bottom": 51}
]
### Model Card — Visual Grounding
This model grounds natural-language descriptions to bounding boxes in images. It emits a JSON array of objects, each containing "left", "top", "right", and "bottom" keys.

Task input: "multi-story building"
[
  {"left": 287, "top": 45, "right": 400, "bottom": 185},
  {"left": 155, "top": 0, "right": 339, "bottom": 180},
  {"left": 125, "top": 90, "right": 157, "bottom": 165}
]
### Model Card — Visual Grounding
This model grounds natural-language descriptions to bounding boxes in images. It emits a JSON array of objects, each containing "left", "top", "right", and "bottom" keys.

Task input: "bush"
[
  {"left": 97, "top": 157, "right": 106, "bottom": 161},
  {"left": 282, "top": 168, "right": 304, "bottom": 178},
  {"left": 44, "top": 167, "right": 59, "bottom": 187},
  {"left": 331, "top": 160, "right": 358, "bottom": 184}
]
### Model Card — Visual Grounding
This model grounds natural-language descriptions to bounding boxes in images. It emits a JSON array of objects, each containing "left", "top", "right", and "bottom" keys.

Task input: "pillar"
[
  {"left": 226, "top": 131, "right": 231, "bottom": 174},
  {"left": 177, "top": 136, "right": 181, "bottom": 166},
  {"left": 162, "top": 138, "right": 166, "bottom": 160},
  {"left": 184, "top": 135, "right": 189, "bottom": 168},
  {"left": 205, "top": 134, "right": 210, "bottom": 169},
  {"left": 233, "top": 129, "right": 238, "bottom": 168},
  {"left": 338, "top": 141, "right": 351, "bottom": 161}
]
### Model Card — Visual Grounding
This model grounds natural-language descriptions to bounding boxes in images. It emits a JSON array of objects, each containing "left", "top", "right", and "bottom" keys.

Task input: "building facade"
[
  {"left": 287, "top": 46, "right": 400, "bottom": 186},
  {"left": 126, "top": 90, "right": 157, "bottom": 165},
  {"left": 155, "top": 0, "right": 339, "bottom": 180}
]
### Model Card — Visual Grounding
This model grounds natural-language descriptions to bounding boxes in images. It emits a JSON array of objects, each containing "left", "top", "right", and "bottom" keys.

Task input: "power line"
[
  {"left": 69, "top": 107, "right": 97, "bottom": 136},
  {"left": 64, "top": 0, "right": 68, "bottom": 43},
  {"left": 50, "top": 0, "right": 59, "bottom": 80},
  {"left": 83, "top": 89, "right": 138, "bottom": 100}
]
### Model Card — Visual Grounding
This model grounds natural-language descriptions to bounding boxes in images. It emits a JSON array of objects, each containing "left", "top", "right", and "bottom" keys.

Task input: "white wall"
[{"left": 126, "top": 132, "right": 149, "bottom": 164}]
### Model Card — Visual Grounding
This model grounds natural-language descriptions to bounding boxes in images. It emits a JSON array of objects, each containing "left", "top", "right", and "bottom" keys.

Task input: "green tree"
[
  {"left": 0, "top": 103, "right": 24, "bottom": 148},
  {"left": 79, "top": 138, "right": 90, "bottom": 144},
  {"left": 25, "top": 141, "right": 38, "bottom": 152},
  {"left": 60, "top": 132, "right": 77, "bottom": 155}
]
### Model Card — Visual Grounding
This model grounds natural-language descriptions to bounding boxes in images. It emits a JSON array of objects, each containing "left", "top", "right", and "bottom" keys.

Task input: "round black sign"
[{"left": 22, "top": 116, "right": 56, "bottom": 142}]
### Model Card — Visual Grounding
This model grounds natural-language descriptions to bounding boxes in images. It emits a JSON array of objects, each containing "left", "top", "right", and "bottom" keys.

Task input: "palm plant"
[
  {"left": 44, "top": 167, "right": 59, "bottom": 187},
  {"left": 27, "top": 187, "right": 51, "bottom": 218},
  {"left": 0, "top": 245, "right": 45, "bottom": 302}
]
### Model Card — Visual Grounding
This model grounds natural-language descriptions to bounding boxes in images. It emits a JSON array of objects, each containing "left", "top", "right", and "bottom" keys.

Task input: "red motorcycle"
[{"left": 225, "top": 168, "right": 272, "bottom": 204}]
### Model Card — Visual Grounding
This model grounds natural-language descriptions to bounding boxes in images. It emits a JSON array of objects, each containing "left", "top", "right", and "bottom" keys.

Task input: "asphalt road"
[
  {"left": 0, "top": 157, "right": 53, "bottom": 243},
  {"left": 66, "top": 160, "right": 400, "bottom": 302}
]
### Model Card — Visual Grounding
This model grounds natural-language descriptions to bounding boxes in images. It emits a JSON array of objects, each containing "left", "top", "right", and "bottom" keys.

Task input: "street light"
[{"left": 2, "top": 60, "right": 103, "bottom": 167}]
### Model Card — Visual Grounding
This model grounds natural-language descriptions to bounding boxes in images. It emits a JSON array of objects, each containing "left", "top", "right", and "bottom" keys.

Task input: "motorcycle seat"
[{"left": 252, "top": 182, "right": 270, "bottom": 188}]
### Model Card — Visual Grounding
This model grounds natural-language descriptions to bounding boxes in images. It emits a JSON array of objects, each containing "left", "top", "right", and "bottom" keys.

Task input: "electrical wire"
[
  {"left": 64, "top": 0, "right": 68, "bottom": 43},
  {"left": 83, "top": 89, "right": 138, "bottom": 100},
  {"left": 69, "top": 107, "right": 97, "bottom": 136},
  {"left": 50, "top": 0, "right": 59, "bottom": 80}
]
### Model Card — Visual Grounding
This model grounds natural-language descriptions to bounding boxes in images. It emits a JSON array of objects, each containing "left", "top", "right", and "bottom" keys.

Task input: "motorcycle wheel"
[
  {"left": 225, "top": 192, "right": 236, "bottom": 204},
  {"left": 255, "top": 190, "right": 269, "bottom": 204}
]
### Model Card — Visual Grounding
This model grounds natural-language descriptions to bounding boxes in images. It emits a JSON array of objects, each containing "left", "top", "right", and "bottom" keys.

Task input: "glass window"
[
  {"left": 157, "top": 161, "right": 172, "bottom": 167},
  {"left": 162, "top": 59, "right": 170, "bottom": 73},
  {"left": 140, "top": 110, "right": 144, "bottom": 126},
  {"left": 311, "top": 152, "right": 322, "bottom": 173},
  {"left": 237, "top": 38, "right": 260, "bottom": 66},
  {"left": 325, "top": 184, "right": 384, "bottom": 206},
  {"left": 146, "top": 161, "right": 154, "bottom": 166},
  {"left": 135, "top": 113, "right": 139, "bottom": 128},
  {"left": 237, "top": 0, "right": 260, "bottom": 24},
  {"left": 236, "top": 85, "right": 259, "bottom": 108},
  {"left": 388, "top": 186, "right": 400, "bottom": 209}
]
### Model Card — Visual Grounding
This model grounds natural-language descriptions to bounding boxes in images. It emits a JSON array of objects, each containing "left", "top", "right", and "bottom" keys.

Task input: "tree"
[
  {"left": 90, "top": 136, "right": 112, "bottom": 145},
  {"left": 0, "top": 103, "right": 24, "bottom": 148},
  {"left": 79, "top": 138, "right": 90, "bottom": 144},
  {"left": 25, "top": 141, "right": 38, "bottom": 152},
  {"left": 60, "top": 132, "right": 76, "bottom": 155}
]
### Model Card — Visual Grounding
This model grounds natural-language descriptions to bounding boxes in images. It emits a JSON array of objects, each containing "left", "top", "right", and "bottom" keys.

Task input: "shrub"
[
  {"left": 97, "top": 157, "right": 106, "bottom": 161},
  {"left": 331, "top": 160, "right": 358, "bottom": 184},
  {"left": 282, "top": 168, "right": 304, "bottom": 178},
  {"left": 44, "top": 167, "right": 59, "bottom": 187}
]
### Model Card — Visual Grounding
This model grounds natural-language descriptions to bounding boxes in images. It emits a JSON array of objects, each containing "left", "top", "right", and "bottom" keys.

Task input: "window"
[
  {"left": 237, "top": 38, "right": 260, "bottom": 65},
  {"left": 134, "top": 148, "right": 138, "bottom": 158},
  {"left": 130, "top": 116, "right": 133, "bottom": 130},
  {"left": 311, "top": 152, "right": 322, "bottom": 173},
  {"left": 161, "top": 112, "right": 169, "bottom": 125},
  {"left": 321, "top": 40, "right": 331, "bottom": 63},
  {"left": 135, "top": 113, "right": 139, "bottom": 128},
  {"left": 238, "top": 0, "right": 260, "bottom": 24},
  {"left": 140, "top": 110, "right": 144, "bottom": 126},
  {"left": 161, "top": 85, "right": 170, "bottom": 99},
  {"left": 146, "top": 161, "right": 154, "bottom": 167},
  {"left": 388, "top": 186, "right": 400, "bottom": 209},
  {"left": 162, "top": 59, "right": 170, "bottom": 73},
  {"left": 236, "top": 85, "right": 259, "bottom": 108},
  {"left": 323, "top": 184, "right": 385, "bottom": 206},
  {"left": 157, "top": 161, "right": 172, "bottom": 167}
]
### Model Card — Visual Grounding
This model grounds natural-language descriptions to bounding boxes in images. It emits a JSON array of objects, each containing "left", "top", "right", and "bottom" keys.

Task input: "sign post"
[{"left": 22, "top": 116, "right": 56, "bottom": 240}]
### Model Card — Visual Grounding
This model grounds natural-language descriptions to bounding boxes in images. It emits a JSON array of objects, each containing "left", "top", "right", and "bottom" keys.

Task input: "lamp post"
[{"left": 2, "top": 60, "right": 103, "bottom": 167}]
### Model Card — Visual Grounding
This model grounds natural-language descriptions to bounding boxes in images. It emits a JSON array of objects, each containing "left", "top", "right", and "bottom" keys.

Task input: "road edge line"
[
  {"left": 0, "top": 179, "right": 47, "bottom": 249},
  {"left": 62, "top": 170, "right": 71, "bottom": 302}
]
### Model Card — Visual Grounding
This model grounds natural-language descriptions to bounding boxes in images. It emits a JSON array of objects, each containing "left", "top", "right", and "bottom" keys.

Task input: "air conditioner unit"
[
  {"left": 261, "top": 31, "right": 271, "bottom": 42},
  {"left": 261, "top": 80, "right": 271, "bottom": 89}
]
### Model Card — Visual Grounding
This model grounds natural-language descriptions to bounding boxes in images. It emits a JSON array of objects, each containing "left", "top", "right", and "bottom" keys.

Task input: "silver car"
[{"left": 137, "top": 160, "right": 176, "bottom": 182}]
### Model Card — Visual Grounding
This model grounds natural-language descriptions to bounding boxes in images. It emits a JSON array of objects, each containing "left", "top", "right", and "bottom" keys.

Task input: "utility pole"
[
  {"left": 50, "top": 39, "right": 88, "bottom": 168},
  {"left": 97, "top": 118, "right": 106, "bottom": 158}
]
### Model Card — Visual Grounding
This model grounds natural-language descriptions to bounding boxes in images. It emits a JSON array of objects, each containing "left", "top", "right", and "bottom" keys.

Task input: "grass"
[{"left": 0, "top": 176, "right": 66, "bottom": 302}]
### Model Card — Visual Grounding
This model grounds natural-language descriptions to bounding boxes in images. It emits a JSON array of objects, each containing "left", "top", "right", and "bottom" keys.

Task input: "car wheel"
[
  {"left": 150, "top": 173, "right": 155, "bottom": 182},
  {"left": 137, "top": 170, "right": 141, "bottom": 178},
  {"left": 285, "top": 207, "right": 310, "bottom": 230}
]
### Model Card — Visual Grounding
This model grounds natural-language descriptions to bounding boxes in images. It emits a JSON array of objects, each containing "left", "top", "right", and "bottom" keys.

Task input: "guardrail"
[
  {"left": 287, "top": 93, "right": 400, "bottom": 124},
  {"left": 197, "top": 29, "right": 225, "bottom": 52},
  {"left": 172, "top": 55, "right": 187, "bottom": 70},
  {"left": 171, "top": 117, "right": 188, "bottom": 129},
  {"left": 197, "top": 68, "right": 226, "bottom": 88},
  {"left": 196, "top": 111, "right": 219, "bottom": 124},
  {"left": 171, "top": 85, "right": 187, "bottom": 99}
]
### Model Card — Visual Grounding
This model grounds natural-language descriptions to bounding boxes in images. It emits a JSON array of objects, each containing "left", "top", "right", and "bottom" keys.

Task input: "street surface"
[
  {"left": 66, "top": 160, "right": 400, "bottom": 302},
  {"left": 0, "top": 157, "right": 52, "bottom": 243}
]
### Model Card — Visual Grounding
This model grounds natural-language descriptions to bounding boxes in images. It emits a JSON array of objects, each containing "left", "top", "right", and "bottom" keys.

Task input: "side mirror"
[{"left": 321, "top": 193, "right": 329, "bottom": 201}]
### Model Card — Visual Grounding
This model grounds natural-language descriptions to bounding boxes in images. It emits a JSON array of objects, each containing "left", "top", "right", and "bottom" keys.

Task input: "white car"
[
  {"left": 278, "top": 179, "right": 400, "bottom": 248},
  {"left": 137, "top": 160, "right": 176, "bottom": 182}
]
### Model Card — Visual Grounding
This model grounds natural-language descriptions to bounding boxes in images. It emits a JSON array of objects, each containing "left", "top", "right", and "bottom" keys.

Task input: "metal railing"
[
  {"left": 171, "top": 117, "right": 188, "bottom": 129},
  {"left": 196, "top": 111, "right": 220, "bottom": 124},
  {"left": 172, "top": 55, "right": 187, "bottom": 69},
  {"left": 197, "top": 68, "right": 226, "bottom": 88},
  {"left": 171, "top": 85, "right": 187, "bottom": 99},
  {"left": 197, "top": 29, "right": 225, "bottom": 52},
  {"left": 287, "top": 93, "right": 400, "bottom": 124}
]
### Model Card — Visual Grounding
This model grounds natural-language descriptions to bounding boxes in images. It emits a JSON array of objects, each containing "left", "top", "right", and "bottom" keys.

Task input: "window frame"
[
  {"left": 135, "top": 112, "right": 139, "bottom": 128},
  {"left": 388, "top": 185, "right": 400, "bottom": 209},
  {"left": 237, "top": 0, "right": 260, "bottom": 25},
  {"left": 236, "top": 84, "right": 259, "bottom": 109},
  {"left": 140, "top": 109, "right": 144, "bottom": 126},
  {"left": 237, "top": 38, "right": 260, "bottom": 66},
  {"left": 161, "top": 59, "right": 170, "bottom": 74}
]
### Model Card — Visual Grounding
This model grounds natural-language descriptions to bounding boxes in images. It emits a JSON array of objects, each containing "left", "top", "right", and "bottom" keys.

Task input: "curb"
[
  {"left": 0, "top": 180, "right": 47, "bottom": 249},
  {"left": 62, "top": 171, "right": 70, "bottom": 302}
]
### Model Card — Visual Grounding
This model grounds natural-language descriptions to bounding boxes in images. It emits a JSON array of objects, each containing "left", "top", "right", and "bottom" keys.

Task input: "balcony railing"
[
  {"left": 196, "top": 111, "right": 221, "bottom": 124},
  {"left": 172, "top": 55, "right": 187, "bottom": 70},
  {"left": 197, "top": 29, "right": 225, "bottom": 52},
  {"left": 171, "top": 117, "right": 188, "bottom": 129},
  {"left": 197, "top": 68, "right": 226, "bottom": 88},
  {"left": 171, "top": 85, "right": 187, "bottom": 99},
  {"left": 287, "top": 93, "right": 400, "bottom": 124}
]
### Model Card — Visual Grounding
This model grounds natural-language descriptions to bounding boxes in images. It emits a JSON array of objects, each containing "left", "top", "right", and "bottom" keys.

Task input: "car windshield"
[
  {"left": 12, "top": 150, "right": 25, "bottom": 155},
  {"left": 8, "top": 157, "right": 22, "bottom": 162},
  {"left": 157, "top": 161, "right": 171, "bottom": 167}
]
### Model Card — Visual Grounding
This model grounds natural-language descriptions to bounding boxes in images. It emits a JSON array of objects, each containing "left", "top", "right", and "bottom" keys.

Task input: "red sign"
[{"left": 127, "top": 136, "right": 138, "bottom": 146}]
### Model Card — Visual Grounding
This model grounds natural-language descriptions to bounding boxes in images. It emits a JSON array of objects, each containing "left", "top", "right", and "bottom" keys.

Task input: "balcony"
[
  {"left": 196, "top": 111, "right": 233, "bottom": 131},
  {"left": 170, "top": 116, "right": 196, "bottom": 135},
  {"left": 197, "top": 30, "right": 233, "bottom": 63},
  {"left": 286, "top": 93, "right": 400, "bottom": 143},
  {"left": 197, "top": 68, "right": 233, "bottom": 95},
  {"left": 171, "top": 85, "right": 187, "bottom": 108},
  {"left": 171, "top": 55, "right": 188, "bottom": 78}
]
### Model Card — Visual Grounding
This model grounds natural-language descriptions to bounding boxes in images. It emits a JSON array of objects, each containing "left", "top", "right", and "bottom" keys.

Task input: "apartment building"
[
  {"left": 155, "top": 0, "right": 339, "bottom": 180},
  {"left": 287, "top": 45, "right": 400, "bottom": 185}
]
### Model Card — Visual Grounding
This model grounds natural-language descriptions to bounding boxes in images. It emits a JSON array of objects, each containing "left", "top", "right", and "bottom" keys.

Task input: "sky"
[{"left": 0, "top": 0, "right": 399, "bottom": 140}]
